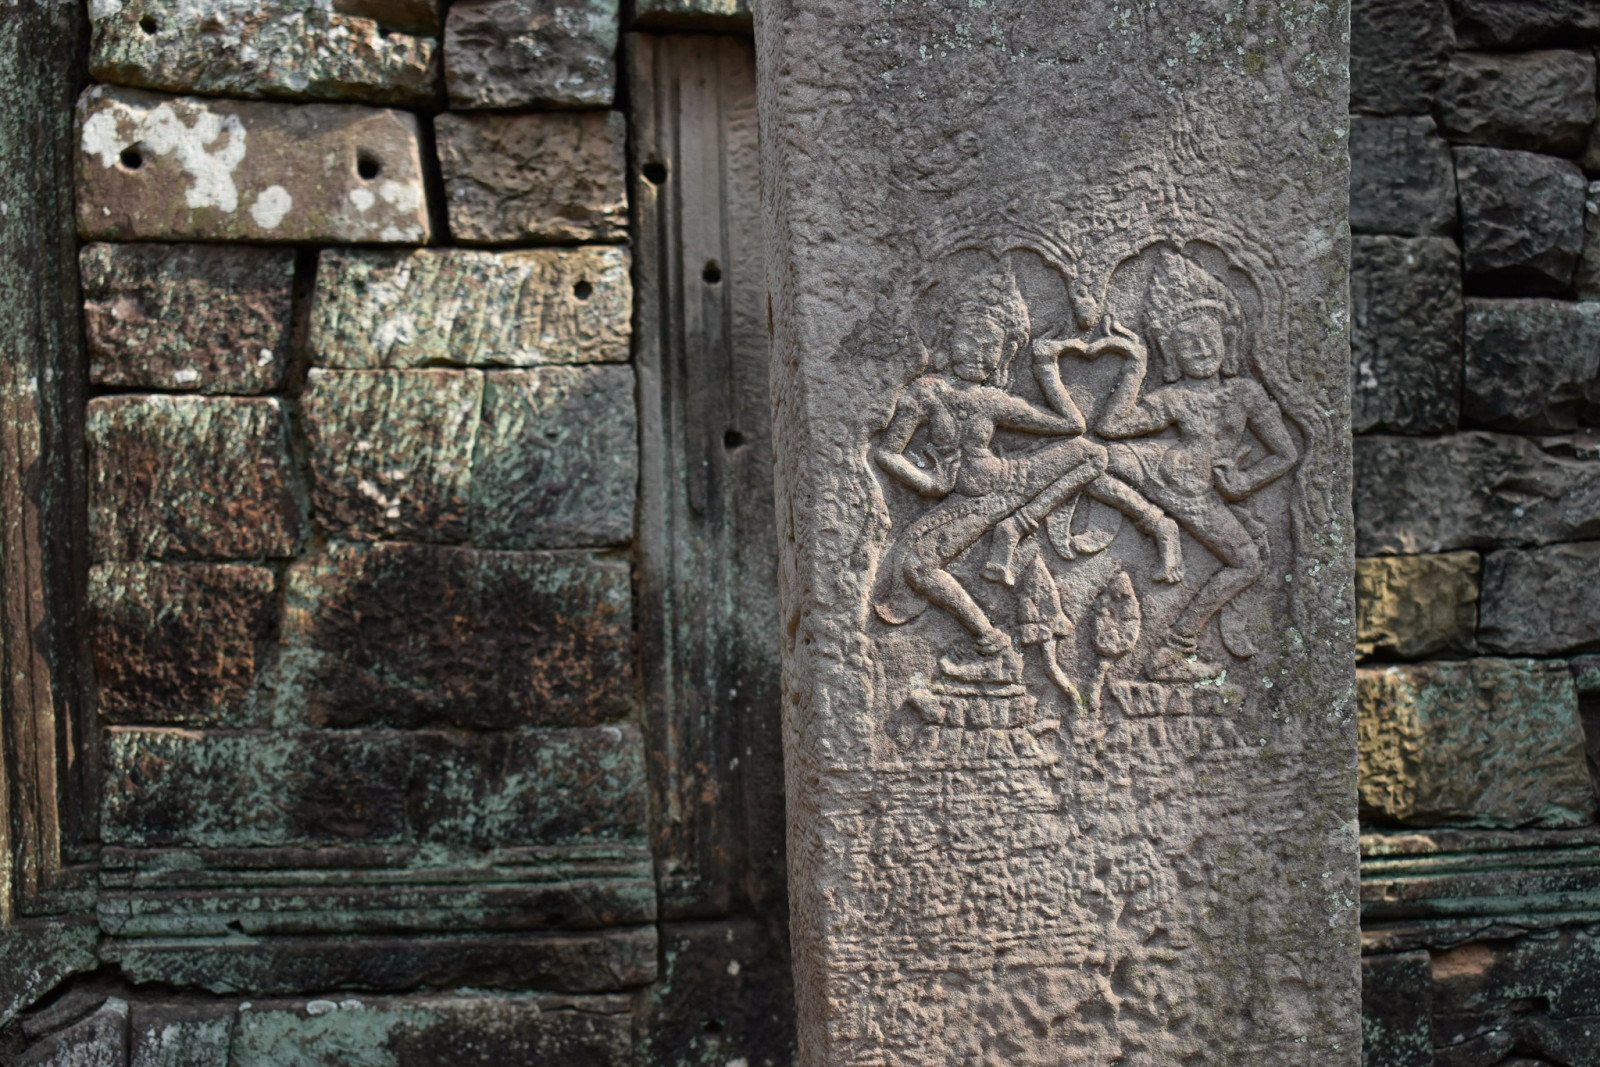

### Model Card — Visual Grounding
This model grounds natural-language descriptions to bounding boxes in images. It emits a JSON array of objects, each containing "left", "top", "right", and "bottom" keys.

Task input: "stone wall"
[
  {"left": 2, "top": 1, "right": 794, "bottom": 1064},
  {"left": 1352, "top": 2, "right": 1600, "bottom": 1065}
]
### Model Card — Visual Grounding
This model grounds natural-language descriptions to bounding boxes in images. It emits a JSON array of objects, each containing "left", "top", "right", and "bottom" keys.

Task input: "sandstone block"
[
  {"left": 407, "top": 725, "right": 649, "bottom": 848},
  {"left": 1574, "top": 654, "right": 1600, "bottom": 694},
  {"left": 1479, "top": 542, "right": 1600, "bottom": 655},
  {"left": 470, "top": 366, "right": 637, "bottom": 548},
  {"left": 1360, "top": 953, "right": 1433, "bottom": 1067},
  {"left": 1355, "top": 432, "right": 1600, "bottom": 554},
  {"left": 436, "top": 110, "right": 626, "bottom": 244},
  {"left": 301, "top": 369, "right": 480, "bottom": 542},
  {"left": 90, "top": 0, "right": 438, "bottom": 107},
  {"left": 279, "top": 543, "right": 633, "bottom": 729},
  {"left": 1350, "top": 115, "right": 1457, "bottom": 235},
  {"left": 632, "top": 0, "right": 749, "bottom": 27},
  {"left": 444, "top": 0, "right": 617, "bottom": 109},
  {"left": 129, "top": 1002, "right": 232, "bottom": 1067},
  {"left": 1358, "top": 658, "right": 1593, "bottom": 827},
  {"left": 77, "top": 86, "right": 430, "bottom": 243},
  {"left": 230, "top": 994, "right": 632, "bottom": 1067},
  {"left": 638, "top": 920, "right": 798, "bottom": 1067},
  {"left": 1349, "top": 0, "right": 1453, "bottom": 116},
  {"left": 1455, "top": 146, "right": 1586, "bottom": 295},
  {"left": 1463, "top": 298, "right": 1600, "bottom": 432},
  {"left": 336, "top": 0, "right": 443, "bottom": 36},
  {"left": 1437, "top": 51, "right": 1597, "bottom": 155},
  {"left": 81, "top": 243, "right": 294, "bottom": 394},
  {"left": 1351, "top": 235, "right": 1463, "bottom": 434},
  {"left": 1355, "top": 552, "right": 1479, "bottom": 659},
  {"left": 17, "top": 999, "right": 128, "bottom": 1067},
  {"left": 1451, "top": 0, "right": 1600, "bottom": 49},
  {"left": 87, "top": 396, "right": 302, "bottom": 561},
  {"left": 102, "top": 728, "right": 411, "bottom": 848},
  {"left": 90, "top": 563, "right": 276, "bottom": 727},
  {"left": 1578, "top": 179, "right": 1600, "bottom": 300},
  {"left": 309, "top": 246, "right": 631, "bottom": 368}
]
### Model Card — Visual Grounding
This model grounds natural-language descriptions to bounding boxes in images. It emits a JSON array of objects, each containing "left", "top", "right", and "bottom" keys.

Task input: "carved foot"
[
  {"left": 972, "top": 627, "right": 1014, "bottom": 657},
  {"left": 982, "top": 517, "right": 1026, "bottom": 587},
  {"left": 1144, "top": 642, "right": 1222, "bottom": 683},
  {"left": 1147, "top": 515, "right": 1184, "bottom": 584}
]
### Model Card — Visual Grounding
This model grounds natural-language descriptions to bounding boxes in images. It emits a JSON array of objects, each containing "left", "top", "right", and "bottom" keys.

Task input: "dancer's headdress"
[
  {"left": 938, "top": 263, "right": 1030, "bottom": 389},
  {"left": 1141, "top": 247, "right": 1244, "bottom": 381}
]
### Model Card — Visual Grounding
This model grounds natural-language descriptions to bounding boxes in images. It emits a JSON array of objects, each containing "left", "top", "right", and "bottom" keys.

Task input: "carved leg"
[
  {"left": 1085, "top": 474, "right": 1184, "bottom": 583},
  {"left": 983, "top": 447, "right": 1106, "bottom": 587},
  {"left": 904, "top": 557, "right": 1008, "bottom": 653},
  {"left": 1142, "top": 496, "right": 1263, "bottom": 681}
]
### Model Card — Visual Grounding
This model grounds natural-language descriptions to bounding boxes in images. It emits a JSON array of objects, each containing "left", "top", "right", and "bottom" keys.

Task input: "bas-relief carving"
[{"left": 825, "top": 234, "right": 1332, "bottom": 1062}]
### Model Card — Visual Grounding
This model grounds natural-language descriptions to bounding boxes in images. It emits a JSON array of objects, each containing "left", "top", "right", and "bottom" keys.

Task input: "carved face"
[
  {"left": 1160, "top": 308, "right": 1228, "bottom": 380},
  {"left": 948, "top": 312, "right": 1006, "bottom": 383}
]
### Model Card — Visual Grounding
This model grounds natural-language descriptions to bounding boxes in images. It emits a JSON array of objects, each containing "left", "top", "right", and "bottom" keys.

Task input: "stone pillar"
[{"left": 754, "top": 1, "right": 1359, "bottom": 1062}]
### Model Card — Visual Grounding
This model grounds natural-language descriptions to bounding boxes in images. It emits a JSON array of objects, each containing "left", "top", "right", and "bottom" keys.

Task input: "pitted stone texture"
[
  {"left": 278, "top": 543, "right": 633, "bottom": 729},
  {"left": 1349, "top": 0, "right": 1453, "bottom": 116},
  {"left": 1463, "top": 298, "right": 1600, "bottom": 432},
  {"left": 76, "top": 86, "right": 430, "bottom": 243},
  {"left": 1351, "top": 235, "right": 1463, "bottom": 434},
  {"left": 1451, "top": 0, "right": 1600, "bottom": 49},
  {"left": 436, "top": 110, "right": 627, "bottom": 244},
  {"left": 1355, "top": 433, "right": 1600, "bottom": 554},
  {"left": 301, "top": 369, "right": 481, "bottom": 542},
  {"left": 755, "top": 0, "right": 1356, "bottom": 1060},
  {"left": 17, "top": 998, "right": 129, "bottom": 1067},
  {"left": 1437, "top": 51, "right": 1597, "bottom": 155},
  {"left": 1479, "top": 542, "right": 1600, "bottom": 655},
  {"left": 230, "top": 994, "right": 632, "bottom": 1066},
  {"left": 102, "top": 725, "right": 646, "bottom": 849},
  {"left": 1455, "top": 146, "right": 1586, "bottom": 295},
  {"left": 129, "top": 1002, "right": 232, "bottom": 1067},
  {"left": 444, "top": 0, "right": 617, "bottom": 109},
  {"left": 81, "top": 242, "right": 293, "bottom": 394},
  {"left": 470, "top": 367, "right": 637, "bottom": 549},
  {"left": 88, "top": 396, "right": 302, "bottom": 562},
  {"left": 90, "top": 0, "right": 439, "bottom": 107},
  {"left": 1350, "top": 115, "right": 1457, "bottom": 235},
  {"left": 309, "top": 246, "right": 631, "bottom": 368},
  {"left": 90, "top": 563, "right": 276, "bottom": 727},
  {"left": 1358, "top": 658, "right": 1593, "bottom": 828},
  {"left": 1355, "top": 553, "right": 1479, "bottom": 659}
]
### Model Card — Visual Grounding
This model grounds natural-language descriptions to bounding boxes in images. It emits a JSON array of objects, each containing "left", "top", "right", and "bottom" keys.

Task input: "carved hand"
[{"left": 1212, "top": 456, "right": 1252, "bottom": 501}]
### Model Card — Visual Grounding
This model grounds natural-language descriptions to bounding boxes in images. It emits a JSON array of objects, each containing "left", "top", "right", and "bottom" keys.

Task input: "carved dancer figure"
[
  {"left": 871, "top": 268, "right": 1180, "bottom": 664},
  {"left": 1087, "top": 248, "right": 1299, "bottom": 682}
]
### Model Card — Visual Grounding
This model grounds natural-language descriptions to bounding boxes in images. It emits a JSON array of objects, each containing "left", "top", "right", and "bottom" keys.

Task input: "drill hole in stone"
[
  {"left": 642, "top": 160, "right": 668, "bottom": 185},
  {"left": 702, "top": 260, "right": 722, "bottom": 285},
  {"left": 119, "top": 145, "right": 144, "bottom": 170},
  {"left": 356, "top": 153, "right": 381, "bottom": 180},
  {"left": 572, "top": 279, "right": 593, "bottom": 301},
  {"left": 138, "top": 14, "right": 158, "bottom": 33},
  {"left": 702, "top": 1020, "right": 725, "bottom": 1034},
  {"left": 723, "top": 429, "right": 746, "bottom": 450}
]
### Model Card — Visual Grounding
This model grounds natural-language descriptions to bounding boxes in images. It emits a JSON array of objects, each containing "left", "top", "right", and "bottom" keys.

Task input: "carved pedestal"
[{"left": 754, "top": 0, "right": 1358, "bottom": 1061}]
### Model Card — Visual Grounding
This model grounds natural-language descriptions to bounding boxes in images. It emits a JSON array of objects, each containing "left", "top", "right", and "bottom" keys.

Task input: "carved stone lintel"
[{"left": 755, "top": 0, "right": 1358, "bottom": 1061}]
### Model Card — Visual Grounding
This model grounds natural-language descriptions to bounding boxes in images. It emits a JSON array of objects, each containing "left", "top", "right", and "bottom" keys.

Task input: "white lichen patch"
[
  {"left": 348, "top": 187, "right": 376, "bottom": 212},
  {"left": 250, "top": 185, "right": 293, "bottom": 229},
  {"left": 82, "top": 96, "right": 248, "bottom": 213}
]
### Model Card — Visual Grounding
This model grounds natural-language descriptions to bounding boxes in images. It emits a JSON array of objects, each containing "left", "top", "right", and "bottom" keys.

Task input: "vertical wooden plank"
[{"left": 629, "top": 33, "right": 784, "bottom": 922}]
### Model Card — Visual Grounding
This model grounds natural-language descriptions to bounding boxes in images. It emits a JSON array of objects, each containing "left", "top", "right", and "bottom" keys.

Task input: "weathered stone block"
[
  {"left": 1579, "top": 178, "right": 1600, "bottom": 300},
  {"left": 90, "top": 0, "right": 438, "bottom": 107},
  {"left": 1456, "top": 146, "right": 1586, "bottom": 294},
  {"left": 1452, "top": 0, "right": 1600, "bottom": 49},
  {"left": 407, "top": 725, "right": 649, "bottom": 848},
  {"left": 1358, "top": 658, "right": 1593, "bottom": 827},
  {"left": 436, "top": 110, "right": 627, "bottom": 244},
  {"left": 1479, "top": 542, "right": 1600, "bottom": 655},
  {"left": 444, "top": 0, "right": 617, "bottom": 109},
  {"left": 470, "top": 367, "right": 637, "bottom": 548},
  {"left": 1463, "top": 298, "right": 1600, "bottom": 432},
  {"left": 17, "top": 998, "right": 129, "bottom": 1067},
  {"left": 1437, "top": 51, "right": 1597, "bottom": 155},
  {"left": 77, "top": 86, "right": 430, "bottom": 243},
  {"left": 129, "top": 1002, "right": 232, "bottom": 1067},
  {"left": 1355, "top": 433, "right": 1600, "bottom": 554},
  {"left": 1355, "top": 552, "right": 1479, "bottom": 659},
  {"left": 1429, "top": 928, "right": 1600, "bottom": 1061},
  {"left": 1360, "top": 953, "right": 1433, "bottom": 1067},
  {"left": 301, "top": 369, "right": 480, "bottom": 542},
  {"left": 81, "top": 243, "right": 294, "bottom": 394},
  {"left": 309, "top": 247, "right": 631, "bottom": 369},
  {"left": 230, "top": 994, "right": 632, "bottom": 1067},
  {"left": 102, "top": 728, "right": 411, "bottom": 848},
  {"left": 90, "top": 563, "right": 275, "bottom": 727},
  {"left": 638, "top": 920, "right": 798, "bottom": 1067},
  {"left": 336, "top": 0, "right": 443, "bottom": 36},
  {"left": 1351, "top": 235, "right": 1463, "bottom": 434},
  {"left": 1349, "top": 0, "right": 1453, "bottom": 116},
  {"left": 278, "top": 543, "right": 633, "bottom": 729},
  {"left": 87, "top": 396, "right": 302, "bottom": 562},
  {"left": 1350, "top": 115, "right": 1457, "bottom": 235}
]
